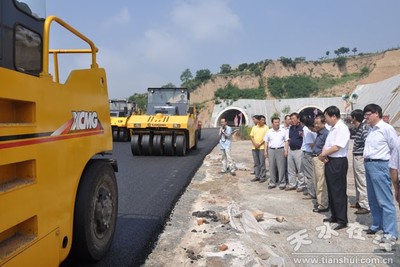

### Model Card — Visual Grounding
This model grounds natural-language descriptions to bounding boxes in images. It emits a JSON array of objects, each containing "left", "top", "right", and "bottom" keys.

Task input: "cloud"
[
  {"left": 104, "top": 7, "right": 131, "bottom": 27},
  {"left": 171, "top": 0, "right": 241, "bottom": 41},
  {"left": 141, "top": 29, "right": 187, "bottom": 63},
  {"left": 99, "top": 0, "right": 243, "bottom": 97}
]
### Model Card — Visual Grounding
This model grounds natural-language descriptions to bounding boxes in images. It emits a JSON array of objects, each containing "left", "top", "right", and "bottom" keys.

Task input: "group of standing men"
[{"left": 218, "top": 103, "right": 400, "bottom": 251}]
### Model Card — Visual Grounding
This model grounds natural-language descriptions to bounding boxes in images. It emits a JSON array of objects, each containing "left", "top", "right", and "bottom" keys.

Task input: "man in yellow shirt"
[{"left": 250, "top": 115, "right": 269, "bottom": 182}]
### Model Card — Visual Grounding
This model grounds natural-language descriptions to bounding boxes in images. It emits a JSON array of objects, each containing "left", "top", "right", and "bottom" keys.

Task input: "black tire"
[
  {"left": 141, "top": 134, "right": 153, "bottom": 155},
  {"left": 71, "top": 161, "right": 118, "bottom": 262},
  {"left": 117, "top": 129, "right": 124, "bottom": 142},
  {"left": 153, "top": 135, "right": 163, "bottom": 156},
  {"left": 164, "top": 135, "right": 175, "bottom": 156},
  {"left": 119, "top": 128, "right": 129, "bottom": 142},
  {"left": 193, "top": 131, "right": 198, "bottom": 150},
  {"left": 112, "top": 129, "right": 118, "bottom": 141},
  {"left": 175, "top": 135, "right": 187, "bottom": 156},
  {"left": 131, "top": 134, "right": 142, "bottom": 155}
]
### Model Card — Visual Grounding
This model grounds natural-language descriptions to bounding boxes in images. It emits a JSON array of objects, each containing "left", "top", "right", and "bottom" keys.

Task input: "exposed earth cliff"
[{"left": 192, "top": 49, "right": 400, "bottom": 126}]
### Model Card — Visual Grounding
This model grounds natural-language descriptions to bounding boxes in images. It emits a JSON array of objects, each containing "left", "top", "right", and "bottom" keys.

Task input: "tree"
[
  {"left": 352, "top": 47, "right": 358, "bottom": 56},
  {"left": 334, "top": 50, "right": 339, "bottom": 57},
  {"left": 161, "top": 83, "right": 176, "bottom": 88},
  {"left": 195, "top": 69, "right": 211, "bottom": 82},
  {"left": 337, "top": 47, "right": 350, "bottom": 56},
  {"left": 279, "top": 57, "right": 295, "bottom": 68},
  {"left": 180, "top": 68, "right": 193, "bottom": 83},
  {"left": 129, "top": 93, "right": 148, "bottom": 112},
  {"left": 238, "top": 63, "right": 248, "bottom": 72},
  {"left": 219, "top": 64, "right": 232, "bottom": 74},
  {"left": 325, "top": 51, "right": 330, "bottom": 58}
]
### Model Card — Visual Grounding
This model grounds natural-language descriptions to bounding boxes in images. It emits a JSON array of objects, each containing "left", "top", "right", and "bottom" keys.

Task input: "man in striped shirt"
[{"left": 350, "top": 109, "right": 370, "bottom": 214}]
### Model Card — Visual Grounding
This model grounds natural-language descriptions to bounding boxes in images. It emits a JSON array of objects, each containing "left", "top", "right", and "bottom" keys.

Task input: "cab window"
[{"left": 15, "top": 25, "right": 42, "bottom": 74}]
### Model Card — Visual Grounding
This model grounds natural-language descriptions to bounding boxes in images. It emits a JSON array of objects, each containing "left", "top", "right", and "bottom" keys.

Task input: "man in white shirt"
[
  {"left": 318, "top": 106, "right": 350, "bottom": 230},
  {"left": 219, "top": 117, "right": 236, "bottom": 176},
  {"left": 363, "top": 103, "right": 398, "bottom": 251},
  {"left": 280, "top": 114, "right": 291, "bottom": 184},
  {"left": 264, "top": 117, "right": 288, "bottom": 189}
]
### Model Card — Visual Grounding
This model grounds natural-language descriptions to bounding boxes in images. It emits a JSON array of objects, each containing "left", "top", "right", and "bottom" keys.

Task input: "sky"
[{"left": 44, "top": 0, "right": 400, "bottom": 99}]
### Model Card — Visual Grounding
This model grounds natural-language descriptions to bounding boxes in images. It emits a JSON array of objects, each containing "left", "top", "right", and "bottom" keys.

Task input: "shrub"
[
  {"left": 334, "top": 56, "right": 347, "bottom": 68},
  {"left": 214, "top": 82, "right": 265, "bottom": 101}
]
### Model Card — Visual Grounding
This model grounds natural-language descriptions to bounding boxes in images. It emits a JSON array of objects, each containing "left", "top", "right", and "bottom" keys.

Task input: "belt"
[
  {"left": 364, "top": 158, "right": 388, "bottom": 162},
  {"left": 327, "top": 156, "right": 346, "bottom": 159},
  {"left": 290, "top": 147, "right": 301, "bottom": 151},
  {"left": 269, "top": 147, "right": 283, "bottom": 150},
  {"left": 311, "top": 153, "right": 320, "bottom": 157}
]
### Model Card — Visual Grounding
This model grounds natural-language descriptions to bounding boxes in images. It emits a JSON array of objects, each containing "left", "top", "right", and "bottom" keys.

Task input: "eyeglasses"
[{"left": 364, "top": 112, "right": 374, "bottom": 118}]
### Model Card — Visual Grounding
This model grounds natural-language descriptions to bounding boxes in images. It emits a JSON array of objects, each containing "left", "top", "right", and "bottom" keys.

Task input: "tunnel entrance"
[
  {"left": 215, "top": 108, "right": 248, "bottom": 127},
  {"left": 298, "top": 106, "right": 322, "bottom": 119}
]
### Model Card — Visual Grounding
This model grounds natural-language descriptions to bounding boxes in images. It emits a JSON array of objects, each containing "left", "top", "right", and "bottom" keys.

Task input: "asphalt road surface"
[{"left": 61, "top": 128, "right": 219, "bottom": 267}]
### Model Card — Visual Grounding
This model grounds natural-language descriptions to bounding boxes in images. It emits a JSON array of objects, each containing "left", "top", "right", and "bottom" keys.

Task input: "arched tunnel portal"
[
  {"left": 214, "top": 107, "right": 249, "bottom": 127},
  {"left": 297, "top": 105, "right": 323, "bottom": 119}
]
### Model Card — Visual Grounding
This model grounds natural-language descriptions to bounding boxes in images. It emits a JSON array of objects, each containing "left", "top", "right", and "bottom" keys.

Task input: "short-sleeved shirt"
[
  {"left": 250, "top": 125, "right": 269, "bottom": 150},
  {"left": 353, "top": 123, "right": 369, "bottom": 155},
  {"left": 219, "top": 125, "right": 232, "bottom": 150},
  {"left": 288, "top": 123, "right": 303, "bottom": 150},
  {"left": 264, "top": 127, "right": 287, "bottom": 149},
  {"left": 313, "top": 127, "right": 329, "bottom": 155},
  {"left": 364, "top": 119, "right": 398, "bottom": 160},
  {"left": 389, "top": 136, "right": 400, "bottom": 170},
  {"left": 301, "top": 126, "right": 317, "bottom": 153},
  {"left": 323, "top": 119, "right": 350, "bottom": 158}
]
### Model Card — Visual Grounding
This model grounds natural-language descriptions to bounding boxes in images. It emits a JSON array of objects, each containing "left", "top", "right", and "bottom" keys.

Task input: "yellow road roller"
[
  {"left": 127, "top": 88, "right": 201, "bottom": 156},
  {"left": 110, "top": 99, "right": 136, "bottom": 141}
]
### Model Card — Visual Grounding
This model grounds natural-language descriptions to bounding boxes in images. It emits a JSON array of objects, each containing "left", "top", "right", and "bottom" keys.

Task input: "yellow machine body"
[
  {"left": 109, "top": 99, "right": 136, "bottom": 141},
  {"left": 0, "top": 3, "right": 117, "bottom": 265},
  {"left": 127, "top": 88, "right": 201, "bottom": 156}
]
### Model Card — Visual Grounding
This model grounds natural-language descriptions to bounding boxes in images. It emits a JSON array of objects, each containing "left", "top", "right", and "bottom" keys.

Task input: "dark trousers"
[{"left": 325, "top": 157, "right": 348, "bottom": 225}]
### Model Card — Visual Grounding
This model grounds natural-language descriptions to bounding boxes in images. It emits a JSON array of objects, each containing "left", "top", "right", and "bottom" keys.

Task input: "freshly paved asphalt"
[{"left": 61, "top": 128, "right": 219, "bottom": 267}]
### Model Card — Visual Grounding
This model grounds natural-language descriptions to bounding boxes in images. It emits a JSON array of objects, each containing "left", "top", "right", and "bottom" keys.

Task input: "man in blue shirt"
[
  {"left": 219, "top": 117, "right": 236, "bottom": 176},
  {"left": 286, "top": 112, "right": 305, "bottom": 191}
]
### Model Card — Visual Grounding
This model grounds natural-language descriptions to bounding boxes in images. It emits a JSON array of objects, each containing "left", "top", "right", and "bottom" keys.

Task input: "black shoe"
[
  {"left": 285, "top": 187, "right": 296, "bottom": 191},
  {"left": 332, "top": 223, "right": 347, "bottom": 230},
  {"left": 354, "top": 208, "right": 370, "bottom": 215},
  {"left": 363, "top": 228, "right": 377, "bottom": 235},
  {"left": 313, "top": 207, "right": 329, "bottom": 213},
  {"left": 251, "top": 178, "right": 260, "bottom": 182},
  {"left": 259, "top": 179, "right": 267, "bottom": 183},
  {"left": 323, "top": 217, "right": 337, "bottom": 223},
  {"left": 350, "top": 202, "right": 361, "bottom": 209},
  {"left": 268, "top": 185, "right": 276, "bottom": 189}
]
